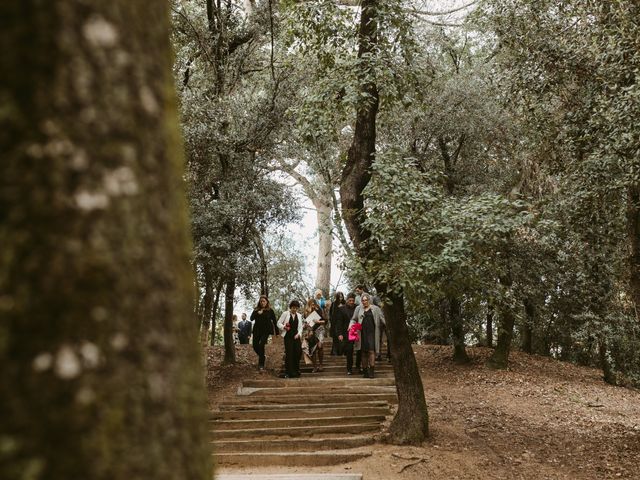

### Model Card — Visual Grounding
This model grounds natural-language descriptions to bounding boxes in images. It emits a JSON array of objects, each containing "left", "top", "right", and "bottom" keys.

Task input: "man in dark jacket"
[
  {"left": 334, "top": 292, "right": 358, "bottom": 375},
  {"left": 237, "top": 313, "right": 252, "bottom": 344}
]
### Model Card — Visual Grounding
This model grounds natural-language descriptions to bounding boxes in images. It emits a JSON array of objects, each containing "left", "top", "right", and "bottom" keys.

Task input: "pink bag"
[{"left": 348, "top": 323, "right": 362, "bottom": 342}]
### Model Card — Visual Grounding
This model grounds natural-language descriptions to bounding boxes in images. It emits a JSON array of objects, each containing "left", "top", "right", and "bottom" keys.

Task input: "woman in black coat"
[{"left": 250, "top": 295, "right": 277, "bottom": 370}]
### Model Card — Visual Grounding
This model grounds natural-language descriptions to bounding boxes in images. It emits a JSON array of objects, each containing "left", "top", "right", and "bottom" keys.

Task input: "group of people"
[{"left": 242, "top": 286, "right": 390, "bottom": 379}]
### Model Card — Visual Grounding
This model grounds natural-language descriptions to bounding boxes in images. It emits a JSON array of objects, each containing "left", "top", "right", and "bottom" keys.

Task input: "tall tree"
[
  {"left": 340, "top": 0, "right": 429, "bottom": 445},
  {"left": 0, "top": 2, "right": 211, "bottom": 479}
]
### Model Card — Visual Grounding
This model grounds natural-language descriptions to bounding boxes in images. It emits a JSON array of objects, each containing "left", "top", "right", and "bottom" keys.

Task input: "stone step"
[
  {"left": 299, "top": 370, "right": 394, "bottom": 378},
  {"left": 298, "top": 364, "right": 393, "bottom": 371},
  {"left": 215, "top": 474, "right": 363, "bottom": 480},
  {"left": 218, "top": 400, "right": 389, "bottom": 411},
  {"left": 239, "top": 386, "right": 396, "bottom": 396},
  {"left": 211, "top": 414, "right": 386, "bottom": 431},
  {"left": 211, "top": 405, "right": 390, "bottom": 420},
  {"left": 214, "top": 449, "right": 372, "bottom": 466},
  {"left": 242, "top": 377, "right": 395, "bottom": 388},
  {"left": 213, "top": 434, "right": 374, "bottom": 453},
  {"left": 222, "top": 392, "right": 398, "bottom": 405},
  {"left": 210, "top": 422, "right": 380, "bottom": 439}
]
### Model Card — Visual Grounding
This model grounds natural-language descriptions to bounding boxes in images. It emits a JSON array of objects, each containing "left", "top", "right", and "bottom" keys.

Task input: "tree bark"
[
  {"left": 626, "top": 185, "right": 640, "bottom": 316},
  {"left": 379, "top": 288, "right": 430, "bottom": 444},
  {"left": 223, "top": 275, "right": 236, "bottom": 364},
  {"left": 314, "top": 198, "right": 333, "bottom": 295},
  {"left": 210, "top": 278, "right": 224, "bottom": 346},
  {"left": 339, "top": 0, "right": 428, "bottom": 444},
  {"left": 449, "top": 296, "right": 470, "bottom": 364},
  {"left": 488, "top": 274, "right": 515, "bottom": 369},
  {"left": 0, "top": 2, "right": 212, "bottom": 479},
  {"left": 522, "top": 299, "right": 534, "bottom": 354},
  {"left": 252, "top": 227, "right": 269, "bottom": 297},
  {"left": 486, "top": 303, "right": 494, "bottom": 348}
]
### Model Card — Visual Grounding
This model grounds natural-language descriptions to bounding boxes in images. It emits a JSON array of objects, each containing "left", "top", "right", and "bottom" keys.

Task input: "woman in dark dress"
[{"left": 250, "top": 295, "right": 277, "bottom": 370}]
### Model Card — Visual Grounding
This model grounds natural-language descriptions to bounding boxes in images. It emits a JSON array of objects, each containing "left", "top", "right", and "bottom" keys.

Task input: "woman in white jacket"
[{"left": 277, "top": 299, "right": 304, "bottom": 378}]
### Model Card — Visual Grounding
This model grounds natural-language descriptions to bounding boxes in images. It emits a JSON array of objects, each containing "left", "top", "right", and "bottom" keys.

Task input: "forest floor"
[{"left": 206, "top": 344, "right": 640, "bottom": 479}]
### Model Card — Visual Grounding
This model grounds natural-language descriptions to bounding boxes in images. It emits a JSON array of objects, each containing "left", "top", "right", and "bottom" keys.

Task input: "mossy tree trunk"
[{"left": 0, "top": 2, "right": 212, "bottom": 479}]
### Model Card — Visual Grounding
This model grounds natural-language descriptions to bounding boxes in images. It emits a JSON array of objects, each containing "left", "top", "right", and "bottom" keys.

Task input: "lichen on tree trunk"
[{"left": 0, "top": 2, "right": 212, "bottom": 479}]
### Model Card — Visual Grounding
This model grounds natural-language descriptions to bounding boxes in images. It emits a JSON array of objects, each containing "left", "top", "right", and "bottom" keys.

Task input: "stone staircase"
[{"left": 211, "top": 340, "right": 396, "bottom": 467}]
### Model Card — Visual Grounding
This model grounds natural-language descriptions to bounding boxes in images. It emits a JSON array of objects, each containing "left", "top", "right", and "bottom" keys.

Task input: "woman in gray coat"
[{"left": 349, "top": 293, "right": 385, "bottom": 378}]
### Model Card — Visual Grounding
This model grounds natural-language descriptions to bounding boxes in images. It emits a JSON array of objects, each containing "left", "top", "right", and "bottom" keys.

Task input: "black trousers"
[
  {"left": 284, "top": 334, "right": 302, "bottom": 377},
  {"left": 342, "top": 340, "right": 359, "bottom": 372},
  {"left": 252, "top": 333, "right": 270, "bottom": 367},
  {"left": 238, "top": 336, "right": 249, "bottom": 345}
]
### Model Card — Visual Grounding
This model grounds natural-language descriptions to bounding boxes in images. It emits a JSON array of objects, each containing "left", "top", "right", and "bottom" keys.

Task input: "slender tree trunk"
[
  {"left": 0, "top": 3, "right": 212, "bottom": 479},
  {"left": 201, "top": 264, "right": 214, "bottom": 344},
  {"left": 253, "top": 227, "right": 269, "bottom": 297},
  {"left": 314, "top": 199, "right": 332, "bottom": 295},
  {"left": 486, "top": 303, "right": 494, "bottom": 348},
  {"left": 223, "top": 275, "right": 236, "bottom": 364},
  {"left": 522, "top": 299, "right": 534, "bottom": 354},
  {"left": 339, "top": 0, "right": 428, "bottom": 444},
  {"left": 449, "top": 296, "right": 470, "bottom": 364},
  {"left": 210, "top": 278, "right": 224, "bottom": 346},
  {"left": 598, "top": 337, "right": 617, "bottom": 385},
  {"left": 488, "top": 274, "right": 515, "bottom": 369},
  {"left": 626, "top": 185, "right": 640, "bottom": 316}
]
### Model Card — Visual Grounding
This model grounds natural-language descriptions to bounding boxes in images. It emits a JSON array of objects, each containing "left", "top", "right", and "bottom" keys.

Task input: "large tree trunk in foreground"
[
  {"left": 0, "top": 3, "right": 211, "bottom": 479},
  {"left": 339, "top": 0, "right": 428, "bottom": 444},
  {"left": 486, "top": 303, "right": 494, "bottom": 348}
]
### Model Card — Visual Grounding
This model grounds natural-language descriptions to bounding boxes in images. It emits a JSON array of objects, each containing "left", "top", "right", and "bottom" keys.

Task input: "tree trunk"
[
  {"left": 314, "top": 199, "right": 333, "bottom": 295},
  {"left": 488, "top": 274, "right": 515, "bottom": 369},
  {"left": 253, "top": 227, "right": 269, "bottom": 297},
  {"left": 210, "top": 278, "right": 224, "bottom": 346},
  {"left": 379, "top": 288, "right": 430, "bottom": 444},
  {"left": 486, "top": 303, "right": 494, "bottom": 348},
  {"left": 449, "top": 296, "right": 470, "bottom": 364},
  {"left": 201, "top": 264, "right": 214, "bottom": 329},
  {"left": 339, "top": 0, "right": 428, "bottom": 444},
  {"left": 0, "top": 3, "right": 212, "bottom": 479},
  {"left": 223, "top": 275, "right": 236, "bottom": 364},
  {"left": 598, "top": 337, "right": 617, "bottom": 385},
  {"left": 522, "top": 299, "right": 534, "bottom": 354},
  {"left": 626, "top": 185, "right": 640, "bottom": 316}
]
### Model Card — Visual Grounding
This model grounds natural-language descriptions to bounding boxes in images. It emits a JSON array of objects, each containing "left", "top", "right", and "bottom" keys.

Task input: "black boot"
[
  {"left": 362, "top": 367, "right": 370, "bottom": 378},
  {"left": 369, "top": 366, "right": 375, "bottom": 379}
]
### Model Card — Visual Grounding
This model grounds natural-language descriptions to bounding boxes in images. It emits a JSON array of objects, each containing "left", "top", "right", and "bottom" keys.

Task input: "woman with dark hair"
[
  {"left": 329, "top": 291, "right": 345, "bottom": 355},
  {"left": 277, "top": 300, "right": 304, "bottom": 378},
  {"left": 250, "top": 295, "right": 276, "bottom": 370}
]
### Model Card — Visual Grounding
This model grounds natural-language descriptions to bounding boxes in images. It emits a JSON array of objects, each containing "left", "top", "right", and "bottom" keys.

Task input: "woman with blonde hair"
[{"left": 303, "top": 297, "right": 326, "bottom": 372}]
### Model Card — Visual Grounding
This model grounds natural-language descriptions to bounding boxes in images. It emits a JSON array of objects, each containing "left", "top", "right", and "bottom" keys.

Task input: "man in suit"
[
  {"left": 334, "top": 293, "right": 358, "bottom": 375},
  {"left": 237, "top": 313, "right": 252, "bottom": 344}
]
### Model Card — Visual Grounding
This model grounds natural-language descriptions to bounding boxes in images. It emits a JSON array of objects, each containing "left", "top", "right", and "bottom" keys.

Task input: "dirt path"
[{"left": 208, "top": 345, "right": 640, "bottom": 479}]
